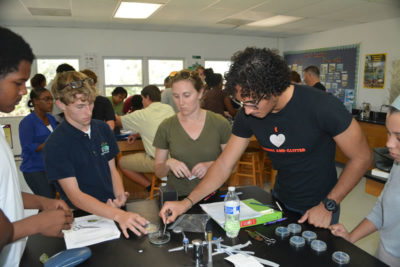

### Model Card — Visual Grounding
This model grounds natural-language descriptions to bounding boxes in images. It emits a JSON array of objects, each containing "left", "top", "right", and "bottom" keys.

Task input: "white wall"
[
  {"left": 2, "top": 27, "right": 281, "bottom": 155},
  {"left": 283, "top": 17, "right": 400, "bottom": 111}
]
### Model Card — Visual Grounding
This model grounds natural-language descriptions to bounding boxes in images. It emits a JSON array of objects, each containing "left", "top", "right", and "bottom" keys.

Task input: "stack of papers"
[
  {"left": 200, "top": 200, "right": 262, "bottom": 227},
  {"left": 63, "top": 215, "right": 120, "bottom": 249}
]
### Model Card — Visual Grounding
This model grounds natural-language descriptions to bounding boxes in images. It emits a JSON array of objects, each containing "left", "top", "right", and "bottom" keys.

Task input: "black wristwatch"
[{"left": 322, "top": 198, "right": 338, "bottom": 212}]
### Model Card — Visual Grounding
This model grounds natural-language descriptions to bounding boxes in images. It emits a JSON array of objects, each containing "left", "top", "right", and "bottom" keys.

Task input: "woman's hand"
[
  {"left": 166, "top": 158, "right": 192, "bottom": 178},
  {"left": 191, "top": 162, "right": 213, "bottom": 179}
]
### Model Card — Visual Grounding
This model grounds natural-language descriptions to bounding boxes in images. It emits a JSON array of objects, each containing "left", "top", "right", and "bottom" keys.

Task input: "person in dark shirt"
[
  {"left": 304, "top": 65, "right": 326, "bottom": 91},
  {"left": 81, "top": 69, "right": 116, "bottom": 130}
]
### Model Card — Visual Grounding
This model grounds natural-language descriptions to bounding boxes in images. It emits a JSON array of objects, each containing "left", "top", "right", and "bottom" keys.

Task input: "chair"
[
  {"left": 232, "top": 147, "right": 263, "bottom": 188},
  {"left": 147, "top": 174, "right": 160, "bottom": 200}
]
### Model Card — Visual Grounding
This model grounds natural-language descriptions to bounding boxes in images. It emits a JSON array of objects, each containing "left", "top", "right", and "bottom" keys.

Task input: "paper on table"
[
  {"left": 225, "top": 254, "right": 263, "bottom": 267},
  {"left": 63, "top": 215, "right": 120, "bottom": 249},
  {"left": 200, "top": 201, "right": 262, "bottom": 227}
]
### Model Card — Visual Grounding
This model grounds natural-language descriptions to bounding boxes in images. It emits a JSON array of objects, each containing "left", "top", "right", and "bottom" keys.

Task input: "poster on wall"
[
  {"left": 2, "top": 124, "right": 13, "bottom": 148},
  {"left": 363, "top": 53, "right": 386, "bottom": 89},
  {"left": 284, "top": 44, "right": 360, "bottom": 109}
]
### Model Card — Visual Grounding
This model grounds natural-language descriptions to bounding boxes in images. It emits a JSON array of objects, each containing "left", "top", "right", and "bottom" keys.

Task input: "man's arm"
[
  {"left": 21, "top": 192, "right": 70, "bottom": 211},
  {"left": 59, "top": 177, "right": 148, "bottom": 238},
  {"left": 159, "top": 135, "right": 250, "bottom": 222},
  {"left": 115, "top": 114, "right": 122, "bottom": 128},
  {"left": 0, "top": 210, "right": 13, "bottom": 251},
  {"left": 299, "top": 119, "right": 372, "bottom": 227},
  {"left": 107, "top": 158, "right": 129, "bottom": 207}
]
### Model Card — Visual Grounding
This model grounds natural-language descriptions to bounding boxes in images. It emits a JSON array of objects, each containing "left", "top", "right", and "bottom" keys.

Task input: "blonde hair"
[
  {"left": 171, "top": 69, "right": 204, "bottom": 92},
  {"left": 52, "top": 71, "right": 97, "bottom": 104}
]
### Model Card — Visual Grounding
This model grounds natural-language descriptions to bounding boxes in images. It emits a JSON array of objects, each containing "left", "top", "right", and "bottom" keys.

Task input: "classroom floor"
[{"left": 15, "top": 160, "right": 380, "bottom": 256}]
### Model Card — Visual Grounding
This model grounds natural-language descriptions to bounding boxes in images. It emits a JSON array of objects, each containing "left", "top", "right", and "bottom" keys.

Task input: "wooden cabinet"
[
  {"left": 335, "top": 121, "right": 387, "bottom": 169},
  {"left": 335, "top": 121, "right": 387, "bottom": 196}
]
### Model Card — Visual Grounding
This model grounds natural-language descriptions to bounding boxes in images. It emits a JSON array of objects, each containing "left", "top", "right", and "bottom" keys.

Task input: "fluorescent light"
[
  {"left": 247, "top": 15, "right": 302, "bottom": 27},
  {"left": 114, "top": 2, "right": 162, "bottom": 19}
]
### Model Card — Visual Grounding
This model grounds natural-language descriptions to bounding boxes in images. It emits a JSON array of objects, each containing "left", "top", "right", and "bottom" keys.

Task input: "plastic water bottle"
[{"left": 224, "top": 186, "right": 240, "bottom": 238}]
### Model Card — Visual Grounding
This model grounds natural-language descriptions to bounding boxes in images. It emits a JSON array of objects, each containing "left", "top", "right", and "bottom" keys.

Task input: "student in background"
[
  {"left": 123, "top": 94, "right": 144, "bottom": 114},
  {"left": 81, "top": 69, "right": 116, "bottom": 130},
  {"left": 108, "top": 86, "right": 127, "bottom": 115},
  {"left": 154, "top": 70, "right": 231, "bottom": 197},
  {"left": 202, "top": 68, "right": 237, "bottom": 118},
  {"left": 19, "top": 87, "right": 57, "bottom": 198},
  {"left": 330, "top": 95, "right": 400, "bottom": 266},
  {"left": 304, "top": 65, "right": 326, "bottom": 91},
  {"left": 290, "top": 70, "right": 302, "bottom": 85},
  {"left": 161, "top": 72, "right": 179, "bottom": 113},
  {"left": 0, "top": 26, "right": 72, "bottom": 267},
  {"left": 116, "top": 85, "right": 174, "bottom": 191},
  {"left": 44, "top": 71, "right": 149, "bottom": 238},
  {"left": 30, "top": 73, "right": 46, "bottom": 90}
]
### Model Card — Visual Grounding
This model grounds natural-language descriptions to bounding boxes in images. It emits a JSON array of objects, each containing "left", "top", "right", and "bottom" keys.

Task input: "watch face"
[{"left": 325, "top": 199, "right": 337, "bottom": 211}]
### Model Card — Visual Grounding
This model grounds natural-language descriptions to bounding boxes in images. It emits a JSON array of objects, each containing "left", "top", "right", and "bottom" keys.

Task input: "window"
[
  {"left": 148, "top": 59, "right": 183, "bottom": 90},
  {"left": 104, "top": 59, "right": 143, "bottom": 96},
  {"left": 37, "top": 58, "right": 80, "bottom": 84},
  {"left": 205, "top": 60, "right": 231, "bottom": 76}
]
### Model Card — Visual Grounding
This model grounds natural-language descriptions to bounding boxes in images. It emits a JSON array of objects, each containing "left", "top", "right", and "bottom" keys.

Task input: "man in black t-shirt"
[
  {"left": 160, "top": 47, "right": 372, "bottom": 229},
  {"left": 304, "top": 65, "right": 326, "bottom": 91}
]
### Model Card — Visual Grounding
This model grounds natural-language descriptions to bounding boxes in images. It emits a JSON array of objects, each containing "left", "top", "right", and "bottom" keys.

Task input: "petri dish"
[
  {"left": 289, "top": 236, "right": 305, "bottom": 248},
  {"left": 311, "top": 240, "right": 327, "bottom": 253},
  {"left": 287, "top": 223, "right": 302, "bottom": 234},
  {"left": 332, "top": 251, "right": 350, "bottom": 265},
  {"left": 302, "top": 230, "right": 317, "bottom": 242},
  {"left": 275, "top": 226, "right": 290, "bottom": 238},
  {"left": 149, "top": 231, "right": 171, "bottom": 245},
  {"left": 144, "top": 223, "right": 159, "bottom": 234}
]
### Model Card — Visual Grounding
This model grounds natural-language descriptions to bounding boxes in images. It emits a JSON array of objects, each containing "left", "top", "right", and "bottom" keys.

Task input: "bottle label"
[{"left": 224, "top": 203, "right": 240, "bottom": 215}]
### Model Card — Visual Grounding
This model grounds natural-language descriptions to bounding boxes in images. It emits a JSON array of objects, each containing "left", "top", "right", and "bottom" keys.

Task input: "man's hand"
[
  {"left": 127, "top": 133, "right": 140, "bottom": 144},
  {"left": 107, "top": 192, "right": 129, "bottom": 208},
  {"left": 329, "top": 223, "right": 351, "bottom": 242},
  {"left": 166, "top": 158, "right": 192, "bottom": 178},
  {"left": 40, "top": 198, "right": 70, "bottom": 211},
  {"left": 298, "top": 202, "right": 332, "bottom": 228},
  {"left": 159, "top": 200, "right": 190, "bottom": 224},
  {"left": 191, "top": 162, "right": 212, "bottom": 179},
  {"left": 36, "top": 209, "right": 74, "bottom": 237},
  {"left": 114, "top": 211, "right": 149, "bottom": 238}
]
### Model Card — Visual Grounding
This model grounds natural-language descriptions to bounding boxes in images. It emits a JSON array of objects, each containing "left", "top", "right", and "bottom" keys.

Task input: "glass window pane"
[
  {"left": 104, "top": 59, "right": 142, "bottom": 85},
  {"left": 205, "top": 60, "right": 231, "bottom": 76},
  {"left": 148, "top": 59, "right": 183, "bottom": 85},
  {"left": 37, "top": 59, "right": 79, "bottom": 84},
  {"left": 0, "top": 93, "right": 30, "bottom": 117},
  {"left": 105, "top": 86, "right": 142, "bottom": 97}
]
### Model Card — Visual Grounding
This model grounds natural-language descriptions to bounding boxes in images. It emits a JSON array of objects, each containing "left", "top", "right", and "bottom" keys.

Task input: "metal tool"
[
  {"left": 162, "top": 211, "right": 171, "bottom": 237},
  {"left": 173, "top": 226, "right": 189, "bottom": 253},
  {"left": 72, "top": 225, "right": 100, "bottom": 231}
]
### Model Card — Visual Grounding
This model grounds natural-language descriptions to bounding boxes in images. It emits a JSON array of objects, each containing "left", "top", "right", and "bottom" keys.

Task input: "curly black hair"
[
  {"left": 225, "top": 47, "right": 291, "bottom": 100},
  {"left": 0, "top": 27, "right": 35, "bottom": 78},
  {"left": 204, "top": 68, "right": 223, "bottom": 88}
]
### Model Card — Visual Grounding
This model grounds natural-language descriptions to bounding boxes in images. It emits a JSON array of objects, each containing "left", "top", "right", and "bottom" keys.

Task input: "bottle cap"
[
  {"left": 287, "top": 223, "right": 302, "bottom": 234},
  {"left": 311, "top": 240, "right": 327, "bottom": 253},
  {"left": 332, "top": 251, "right": 350, "bottom": 264},
  {"left": 289, "top": 236, "right": 305, "bottom": 248},
  {"left": 228, "top": 186, "right": 235, "bottom": 192}
]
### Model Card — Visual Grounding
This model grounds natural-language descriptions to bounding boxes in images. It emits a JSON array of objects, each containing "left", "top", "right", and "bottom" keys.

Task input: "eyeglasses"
[
  {"left": 60, "top": 78, "right": 94, "bottom": 90},
  {"left": 231, "top": 93, "right": 265, "bottom": 109},
  {"left": 38, "top": 97, "right": 53, "bottom": 103}
]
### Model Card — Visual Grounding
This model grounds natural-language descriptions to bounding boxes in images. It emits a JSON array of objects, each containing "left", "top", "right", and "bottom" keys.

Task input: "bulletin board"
[{"left": 284, "top": 44, "right": 360, "bottom": 107}]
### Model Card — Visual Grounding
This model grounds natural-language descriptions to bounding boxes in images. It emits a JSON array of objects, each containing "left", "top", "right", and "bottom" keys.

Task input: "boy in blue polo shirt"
[{"left": 43, "top": 70, "right": 149, "bottom": 238}]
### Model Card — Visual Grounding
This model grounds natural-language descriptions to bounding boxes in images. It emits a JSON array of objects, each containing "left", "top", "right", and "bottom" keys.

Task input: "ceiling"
[{"left": 1, "top": 0, "right": 399, "bottom": 38}]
